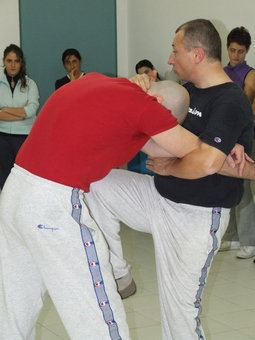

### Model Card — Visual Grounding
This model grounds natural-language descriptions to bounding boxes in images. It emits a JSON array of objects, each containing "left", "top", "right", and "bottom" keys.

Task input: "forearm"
[
  {"left": 157, "top": 154, "right": 255, "bottom": 180},
  {"left": 160, "top": 154, "right": 213, "bottom": 179},
  {"left": 142, "top": 139, "right": 176, "bottom": 157},
  {"left": 148, "top": 143, "right": 226, "bottom": 179},
  {"left": 0, "top": 109, "right": 25, "bottom": 121},
  {"left": 1, "top": 107, "right": 26, "bottom": 119},
  {"left": 219, "top": 159, "right": 255, "bottom": 180}
]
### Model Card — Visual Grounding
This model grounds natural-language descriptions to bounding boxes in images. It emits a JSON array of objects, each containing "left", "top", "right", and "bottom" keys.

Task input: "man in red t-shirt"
[{"left": 0, "top": 73, "right": 199, "bottom": 340}]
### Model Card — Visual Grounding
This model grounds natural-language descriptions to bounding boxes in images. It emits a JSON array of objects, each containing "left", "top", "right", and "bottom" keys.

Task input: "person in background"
[
  {"left": 0, "top": 44, "right": 39, "bottom": 189},
  {"left": 135, "top": 58, "right": 161, "bottom": 80},
  {"left": 55, "top": 48, "right": 85, "bottom": 90},
  {"left": 128, "top": 59, "right": 161, "bottom": 175},
  {"left": 221, "top": 26, "right": 255, "bottom": 259}
]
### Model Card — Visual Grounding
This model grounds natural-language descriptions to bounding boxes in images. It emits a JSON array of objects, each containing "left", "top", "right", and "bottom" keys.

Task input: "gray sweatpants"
[
  {"left": 223, "top": 140, "right": 255, "bottom": 246},
  {"left": 223, "top": 179, "right": 255, "bottom": 245},
  {"left": 0, "top": 165, "right": 129, "bottom": 340},
  {"left": 85, "top": 169, "right": 230, "bottom": 340}
]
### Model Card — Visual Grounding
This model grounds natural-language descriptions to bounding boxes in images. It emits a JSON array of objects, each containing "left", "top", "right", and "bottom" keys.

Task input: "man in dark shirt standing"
[{"left": 85, "top": 19, "right": 254, "bottom": 340}]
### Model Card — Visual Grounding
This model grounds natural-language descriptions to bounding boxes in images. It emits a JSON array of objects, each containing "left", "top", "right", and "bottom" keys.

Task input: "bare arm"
[
  {"left": 0, "top": 107, "right": 26, "bottom": 121},
  {"left": 147, "top": 140, "right": 255, "bottom": 180},
  {"left": 147, "top": 153, "right": 255, "bottom": 180},
  {"left": 150, "top": 125, "right": 200, "bottom": 158},
  {"left": 244, "top": 70, "right": 255, "bottom": 103},
  {"left": 142, "top": 139, "right": 176, "bottom": 157},
  {"left": 219, "top": 157, "right": 255, "bottom": 180},
  {"left": 129, "top": 72, "right": 156, "bottom": 92},
  {"left": 148, "top": 142, "right": 226, "bottom": 179}
]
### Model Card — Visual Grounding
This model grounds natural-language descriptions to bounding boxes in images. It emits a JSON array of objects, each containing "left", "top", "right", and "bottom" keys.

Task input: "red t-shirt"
[{"left": 16, "top": 73, "right": 177, "bottom": 191}]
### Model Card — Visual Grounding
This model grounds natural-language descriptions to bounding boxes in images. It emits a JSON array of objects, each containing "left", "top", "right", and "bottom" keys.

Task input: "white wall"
[
  {"left": 2, "top": 1, "right": 255, "bottom": 80},
  {"left": 0, "top": 0, "right": 20, "bottom": 74},
  {"left": 117, "top": 0, "right": 255, "bottom": 80}
]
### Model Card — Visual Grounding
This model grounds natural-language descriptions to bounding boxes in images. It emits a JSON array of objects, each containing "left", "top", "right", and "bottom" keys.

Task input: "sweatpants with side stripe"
[
  {"left": 85, "top": 169, "right": 230, "bottom": 340},
  {"left": 0, "top": 165, "right": 130, "bottom": 340}
]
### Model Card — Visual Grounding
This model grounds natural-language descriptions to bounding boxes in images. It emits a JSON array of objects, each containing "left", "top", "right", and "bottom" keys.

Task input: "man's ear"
[{"left": 194, "top": 47, "right": 205, "bottom": 63}]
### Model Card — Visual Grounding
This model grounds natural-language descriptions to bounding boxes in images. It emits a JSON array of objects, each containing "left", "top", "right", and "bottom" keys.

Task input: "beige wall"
[
  {"left": 0, "top": 0, "right": 20, "bottom": 75},
  {"left": 117, "top": 0, "right": 255, "bottom": 79}
]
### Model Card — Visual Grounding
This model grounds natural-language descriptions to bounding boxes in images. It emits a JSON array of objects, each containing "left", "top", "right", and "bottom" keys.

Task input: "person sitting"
[{"left": 55, "top": 48, "right": 85, "bottom": 90}]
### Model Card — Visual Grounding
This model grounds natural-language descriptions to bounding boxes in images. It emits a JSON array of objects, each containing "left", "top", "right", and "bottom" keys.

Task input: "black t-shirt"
[
  {"left": 55, "top": 75, "right": 70, "bottom": 90},
  {"left": 55, "top": 73, "right": 86, "bottom": 90},
  {"left": 154, "top": 82, "right": 253, "bottom": 208}
]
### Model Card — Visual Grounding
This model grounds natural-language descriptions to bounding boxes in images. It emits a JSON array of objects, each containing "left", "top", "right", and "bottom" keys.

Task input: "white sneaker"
[
  {"left": 219, "top": 241, "right": 240, "bottom": 251},
  {"left": 236, "top": 246, "right": 255, "bottom": 259}
]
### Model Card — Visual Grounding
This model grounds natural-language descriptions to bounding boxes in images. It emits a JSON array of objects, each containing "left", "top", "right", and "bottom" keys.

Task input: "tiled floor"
[{"left": 36, "top": 224, "right": 255, "bottom": 340}]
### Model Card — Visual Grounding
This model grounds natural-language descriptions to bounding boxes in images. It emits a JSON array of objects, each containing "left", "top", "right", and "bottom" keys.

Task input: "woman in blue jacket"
[{"left": 0, "top": 44, "right": 39, "bottom": 189}]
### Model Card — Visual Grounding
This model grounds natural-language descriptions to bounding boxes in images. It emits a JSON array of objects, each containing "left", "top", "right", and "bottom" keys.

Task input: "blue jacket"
[{"left": 0, "top": 73, "right": 40, "bottom": 134}]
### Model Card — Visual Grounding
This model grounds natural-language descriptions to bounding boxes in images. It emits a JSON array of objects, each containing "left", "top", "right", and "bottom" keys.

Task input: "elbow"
[
  {"left": 204, "top": 166, "right": 218, "bottom": 176},
  {"left": 202, "top": 160, "right": 223, "bottom": 176},
  {"left": 25, "top": 102, "right": 40, "bottom": 119}
]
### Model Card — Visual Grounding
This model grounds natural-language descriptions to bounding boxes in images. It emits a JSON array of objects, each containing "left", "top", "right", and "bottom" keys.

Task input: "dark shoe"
[
  {"left": 118, "top": 279, "right": 136, "bottom": 299},
  {"left": 116, "top": 272, "right": 136, "bottom": 299}
]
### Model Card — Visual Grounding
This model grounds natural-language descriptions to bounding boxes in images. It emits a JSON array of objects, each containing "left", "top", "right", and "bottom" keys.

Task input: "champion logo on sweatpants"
[{"left": 37, "top": 224, "right": 59, "bottom": 232}]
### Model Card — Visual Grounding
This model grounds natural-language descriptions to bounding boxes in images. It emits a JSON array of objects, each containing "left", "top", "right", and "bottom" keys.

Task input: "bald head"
[{"left": 148, "top": 80, "right": 189, "bottom": 124}]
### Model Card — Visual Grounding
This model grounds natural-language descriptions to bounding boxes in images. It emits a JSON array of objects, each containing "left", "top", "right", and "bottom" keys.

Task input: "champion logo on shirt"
[{"left": 214, "top": 137, "right": 222, "bottom": 143}]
